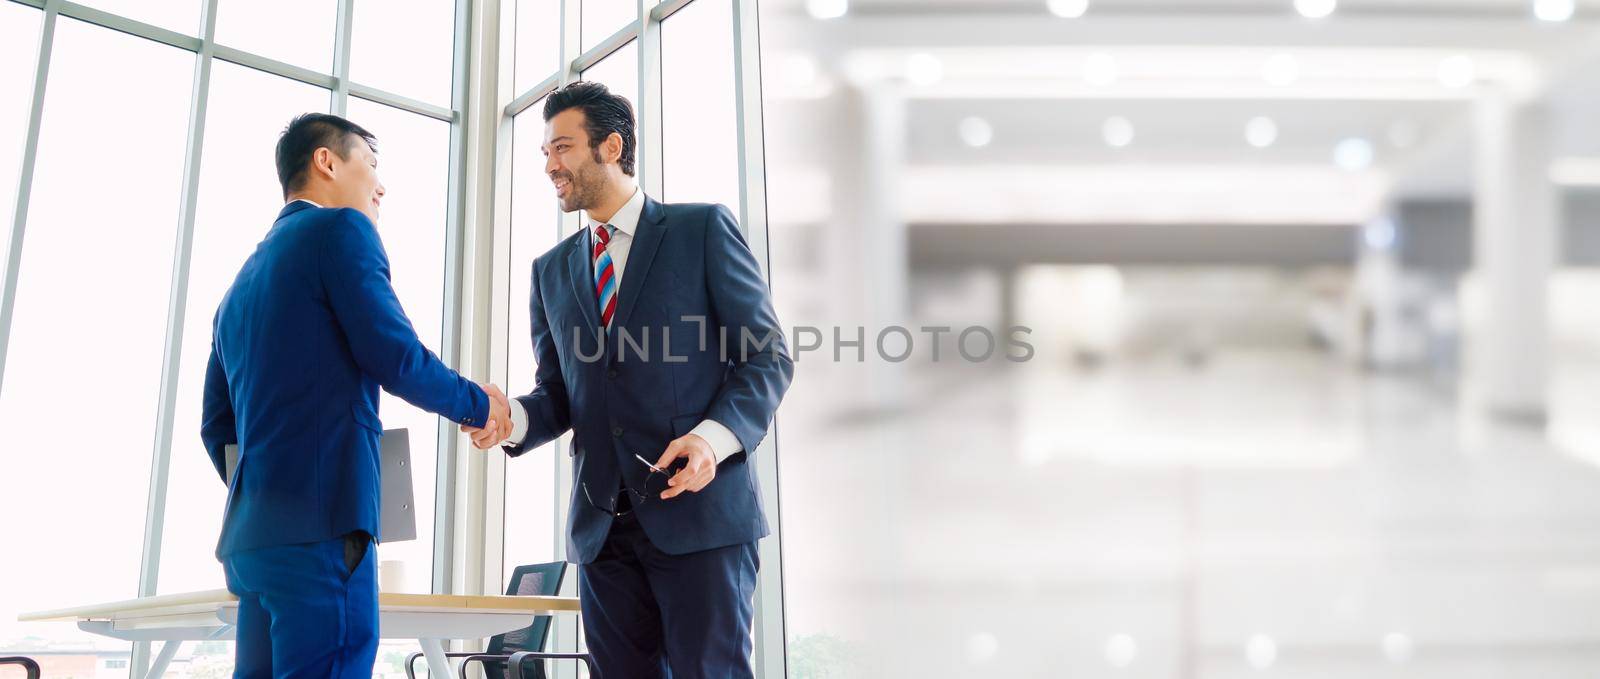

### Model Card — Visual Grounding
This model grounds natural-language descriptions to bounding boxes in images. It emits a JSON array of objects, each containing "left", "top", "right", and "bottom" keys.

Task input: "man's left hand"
[{"left": 655, "top": 433, "right": 716, "bottom": 499}]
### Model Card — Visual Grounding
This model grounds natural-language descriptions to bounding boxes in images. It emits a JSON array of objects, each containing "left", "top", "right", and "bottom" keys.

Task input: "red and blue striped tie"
[{"left": 593, "top": 224, "right": 617, "bottom": 329}]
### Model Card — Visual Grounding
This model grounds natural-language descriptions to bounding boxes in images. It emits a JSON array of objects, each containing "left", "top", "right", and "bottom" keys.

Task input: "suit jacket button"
[
  {"left": 607, "top": 368, "right": 618, "bottom": 379},
  {"left": 612, "top": 426, "right": 623, "bottom": 437}
]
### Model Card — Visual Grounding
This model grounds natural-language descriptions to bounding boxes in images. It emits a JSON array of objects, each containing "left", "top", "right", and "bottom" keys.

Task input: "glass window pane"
[
  {"left": 0, "top": 18, "right": 192, "bottom": 651},
  {"left": 346, "top": 94, "right": 452, "bottom": 677},
  {"left": 661, "top": 0, "right": 739, "bottom": 212},
  {"left": 0, "top": 4, "right": 40, "bottom": 244},
  {"left": 349, "top": 0, "right": 454, "bottom": 105},
  {"left": 73, "top": 0, "right": 201, "bottom": 36},
  {"left": 514, "top": 0, "right": 559, "bottom": 96},
  {"left": 345, "top": 97, "right": 451, "bottom": 595},
  {"left": 504, "top": 106, "right": 560, "bottom": 575},
  {"left": 162, "top": 62, "right": 330, "bottom": 609},
  {"left": 582, "top": 0, "right": 635, "bottom": 53},
  {"left": 216, "top": 0, "right": 336, "bottom": 74},
  {"left": 581, "top": 41, "right": 637, "bottom": 103},
  {"left": 581, "top": 41, "right": 639, "bottom": 177}
]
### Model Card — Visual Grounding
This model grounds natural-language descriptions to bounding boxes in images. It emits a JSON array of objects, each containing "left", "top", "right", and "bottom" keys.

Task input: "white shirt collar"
[
  {"left": 585, "top": 186, "right": 644, "bottom": 238},
  {"left": 289, "top": 198, "right": 324, "bottom": 208}
]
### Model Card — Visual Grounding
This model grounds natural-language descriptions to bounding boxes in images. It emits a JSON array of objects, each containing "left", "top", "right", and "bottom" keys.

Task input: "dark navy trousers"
[
  {"left": 580, "top": 510, "right": 760, "bottom": 679},
  {"left": 222, "top": 533, "right": 378, "bottom": 679}
]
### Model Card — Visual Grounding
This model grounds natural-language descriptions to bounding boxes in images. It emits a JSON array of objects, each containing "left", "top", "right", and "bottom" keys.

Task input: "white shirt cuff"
[
  {"left": 690, "top": 419, "right": 743, "bottom": 463},
  {"left": 506, "top": 400, "right": 530, "bottom": 447}
]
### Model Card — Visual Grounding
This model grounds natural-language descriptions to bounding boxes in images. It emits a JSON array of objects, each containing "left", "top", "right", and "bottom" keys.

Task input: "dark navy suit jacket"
[
  {"left": 201, "top": 200, "right": 488, "bottom": 557},
  {"left": 505, "top": 196, "right": 793, "bottom": 563}
]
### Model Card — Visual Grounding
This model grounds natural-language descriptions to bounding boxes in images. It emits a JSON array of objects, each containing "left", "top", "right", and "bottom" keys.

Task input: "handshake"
[{"left": 463, "top": 383, "right": 514, "bottom": 450}]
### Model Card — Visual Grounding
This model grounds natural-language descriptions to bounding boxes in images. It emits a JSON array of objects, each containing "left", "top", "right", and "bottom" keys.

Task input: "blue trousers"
[
  {"left": 222, "top": 533, "right": 378, "bottom": 679},
  {"left": 579, "top": 510, "right": 759, "bottom": 679}
]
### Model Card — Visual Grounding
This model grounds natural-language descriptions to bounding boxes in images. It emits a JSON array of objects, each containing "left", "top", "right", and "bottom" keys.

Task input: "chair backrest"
[{"left": 486, "top": 561, "right": 567, "bottom": 657}]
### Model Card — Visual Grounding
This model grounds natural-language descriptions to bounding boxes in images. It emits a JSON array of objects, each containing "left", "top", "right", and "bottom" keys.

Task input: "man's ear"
[
  {"left": 312, "top": 146, "right": 336, "bottom": 181},
  {"left": 603, "top": 132, "right": 623, "bottom": 165}
]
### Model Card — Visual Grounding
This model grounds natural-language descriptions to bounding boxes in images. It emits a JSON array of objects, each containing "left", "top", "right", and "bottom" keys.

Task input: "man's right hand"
[{"left": 464, "top": 383, "right": 513, "bottom": 449}]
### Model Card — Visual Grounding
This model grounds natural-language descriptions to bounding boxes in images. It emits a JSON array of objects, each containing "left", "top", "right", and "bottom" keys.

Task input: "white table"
[{"left": 20, "top": 589, "right": 580, "bottom": 679}]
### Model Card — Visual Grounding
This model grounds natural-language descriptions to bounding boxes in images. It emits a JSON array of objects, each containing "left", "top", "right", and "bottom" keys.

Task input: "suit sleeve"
[
  {"left": 702, "top": 205, "right": 794, "bottom": 457},
  {"left": 504, "top": 256, "right": 573, "bottom": 456},
  {"left": 199, "top": 334, "right": 236, "bottom": 483},
  {"left": 319, "top": 208, "right": 488, "bottom": 427}
]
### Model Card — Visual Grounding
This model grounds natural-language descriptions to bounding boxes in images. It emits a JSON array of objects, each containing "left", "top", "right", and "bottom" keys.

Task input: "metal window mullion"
[
  {"left": 55, "top": 0, "right": 201, "bottom": 51},
  {"left": 129, "top": 0, "right": 218, "bottom": 676},
  {"left": 730, "top": 0, "right": 788, "bottom": 676},
  {"left": 331, "top": 0, "right": 355, "bottom": 115},
  {"left": 505, "top": 72, "right": 559, "bottom": 118},
  {"left": 572, "top": 22, "right": 639, "bottom": 74},
  {"left": 637, "top": 0, "right": 662, "bottom": 198},
  {"left": 475, "top": 0, "right": 516, "bottom": 609},
  {"left": 346, "top": 83, "right": 455, "bottom": 122},
  {"left": 434, "top": 0, "right": 476, "bottom": 600},
  {"left": 447, "top": 0, "right": 509, "bottom": 608},
  {"left": 548, "top": 0, "right": 584, "bottom": 674},
  {"left": 0, "top": 0, "right": 58, "bottom": 418},
  {"left": 210, "top": 44, "right": 337, "bottom": 89},
  {"left": 650, "top": 0, "right": 693, "bottom": 22}
]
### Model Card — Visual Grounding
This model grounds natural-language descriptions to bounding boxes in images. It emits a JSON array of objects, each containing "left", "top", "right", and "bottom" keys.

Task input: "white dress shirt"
[{"left": 505, "top": 187, "right": 743, "bottom": 462}]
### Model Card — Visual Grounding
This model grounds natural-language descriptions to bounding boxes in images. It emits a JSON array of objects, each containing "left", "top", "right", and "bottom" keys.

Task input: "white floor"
[{"left": 775, "top": 349, "right": 1600, "bottom": 678}]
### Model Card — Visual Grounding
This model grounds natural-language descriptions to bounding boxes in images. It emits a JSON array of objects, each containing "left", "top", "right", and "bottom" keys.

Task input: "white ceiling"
[{"left": 762, "top": 1, "right": 1600, "bottom": 222}]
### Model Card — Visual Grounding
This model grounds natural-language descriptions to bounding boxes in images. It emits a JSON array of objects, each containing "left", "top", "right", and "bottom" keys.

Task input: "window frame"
[{"left": 0, "top": 0, "right": 783, "bottom": 675}]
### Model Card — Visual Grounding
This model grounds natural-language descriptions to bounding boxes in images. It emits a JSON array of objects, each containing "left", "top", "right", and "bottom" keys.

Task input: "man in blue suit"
[
  {"left": 201, "top": 113, "right": 513, "bottom": 678},
  {"left": 467, "top": 82, "right": 792, "bottom": 678}
]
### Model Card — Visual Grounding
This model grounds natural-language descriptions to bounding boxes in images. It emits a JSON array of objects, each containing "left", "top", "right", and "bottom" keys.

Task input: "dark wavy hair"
[{"left": 543, "top": 81, "right": 636, "bottom": 177}]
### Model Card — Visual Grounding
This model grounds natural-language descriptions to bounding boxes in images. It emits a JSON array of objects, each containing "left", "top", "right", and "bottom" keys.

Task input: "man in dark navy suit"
[
  {"left": 467, "top": 82, "right": 792, "bottom": 677},
  {"left": 201, "top": 113, "right": 513, "bottom": 678}
]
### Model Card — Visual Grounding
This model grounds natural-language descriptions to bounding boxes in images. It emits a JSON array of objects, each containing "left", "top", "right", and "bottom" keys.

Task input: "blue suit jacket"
[
  {"left": 201, "top": 201, "right": 488, "bottom": 557},
  {"left": 506, "top": 196, "right": 793, "bottom": 563}
]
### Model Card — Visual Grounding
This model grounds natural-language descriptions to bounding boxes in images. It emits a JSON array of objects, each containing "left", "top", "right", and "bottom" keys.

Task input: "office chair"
[
  {"left": 405, "top": 561, "right": 594, "bottom": 679},
  {"left": 0, "top": 656, "right": 40, "bottom": 679}
]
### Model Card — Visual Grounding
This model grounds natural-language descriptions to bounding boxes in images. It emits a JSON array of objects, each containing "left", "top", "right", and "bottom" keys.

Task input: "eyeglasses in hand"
[{"left": 581, "top": 453, "right": 676, "bottom": 517}]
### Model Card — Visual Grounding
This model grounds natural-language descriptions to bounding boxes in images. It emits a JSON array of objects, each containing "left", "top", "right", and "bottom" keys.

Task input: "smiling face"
[
  {"left": 542, "top": 107, "right": 619, "bottom": 213},
  {"left": 319, "top": 138, "right": 385, "bottom": 223}
]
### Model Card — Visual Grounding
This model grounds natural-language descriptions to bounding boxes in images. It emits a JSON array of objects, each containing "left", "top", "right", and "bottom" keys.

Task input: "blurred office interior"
[{"left": 760, "top": 0, "right": 1600, "bottom": 677}]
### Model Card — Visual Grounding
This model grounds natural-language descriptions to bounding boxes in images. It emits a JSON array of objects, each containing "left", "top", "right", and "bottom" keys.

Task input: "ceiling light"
[
  {"left": 806, "top": 0, "right": 848, "bottom": 20},
  {"left": 1047, "top": 0, "right": 1090, "bottom": 18},
  {"left": 1364, "top": 217, "right": 1396, "bottom": 250},
  {"left": 1246, "top": 117, "right": 1279, "bottom": 148},
  {"left": 1103, "top": 116, "right": 1135, "bottom": 148},
  {"left": 1334, "top": 137, "right": 1374, "bottom": 171},
  {"left": 1535, "top": 0, "right": 1576, "bottom": 21},
  {"left": 1295, "top": 0, "right": 1337, "bottom": 19},
  {"left": 1084, "top": 53, "right": 1118, "bottom": 87},
  {"left": 959, "top": 116, "right": 994, "bottom": 148},
  {"left": 1245, "top": 635, "right": 1278, "bottom": 670},
  {"left": 906, "top": 53, "right": 943, "bottom": 86},
  {"left": 1105, "top": 634, "right": 1138, "bottom": 668},
  {"left": 1437, "top": 55, "right": 1476, "bottom": 88},
  {"left": 1262, "top": 53, "right": 1298, "bottom": 86}
]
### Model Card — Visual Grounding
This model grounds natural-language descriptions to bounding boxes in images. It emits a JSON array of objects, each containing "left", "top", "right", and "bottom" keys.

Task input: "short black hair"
[
  {"left": 542, "top": 81, "right": 636, "bottom": 176},
  {"left": 275, "top": 113, "right": 377, "bottom": 200}
]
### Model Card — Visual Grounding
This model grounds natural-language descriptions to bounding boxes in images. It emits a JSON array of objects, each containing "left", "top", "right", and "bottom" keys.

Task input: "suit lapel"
[{"left": 611, "top": 197, "right": 666, "bottom": 331}]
